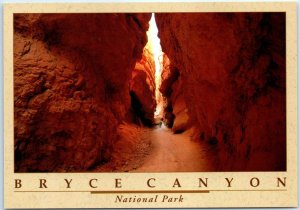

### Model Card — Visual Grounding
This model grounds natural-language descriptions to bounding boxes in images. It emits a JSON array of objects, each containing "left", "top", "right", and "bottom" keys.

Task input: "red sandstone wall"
[
  {"left": 156, "top": 13, "right": 286, "bottom": 171},
  {"left": 160, "top": 54, "right": 190, "bottom": 132},
  {"left": 14, "top": 13, "right": 151, "bottom": 172}
]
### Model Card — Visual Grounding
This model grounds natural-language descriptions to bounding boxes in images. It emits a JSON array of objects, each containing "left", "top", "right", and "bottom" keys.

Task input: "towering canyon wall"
[
  {"left": 14, "top": 13, "right": 151, "bottom": 172},
  {"left": 156, "top": 13, "right": 286, "bottom": 171}
]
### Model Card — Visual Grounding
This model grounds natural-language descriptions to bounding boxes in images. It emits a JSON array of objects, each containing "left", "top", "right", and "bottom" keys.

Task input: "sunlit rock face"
[
  {"left": 130, "top": 47, "right": 156, "bottom": 126},
  {"left": 156, "top": 13, "right": 286, "bottom": 171},
  {"left": 14, "top": 13, "right": 151, "bottom": 172}
]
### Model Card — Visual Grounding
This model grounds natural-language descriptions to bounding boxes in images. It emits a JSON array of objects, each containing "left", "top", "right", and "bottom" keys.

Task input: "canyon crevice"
[{"left": 14, "top": 13, "right": 286, "bottom": 172}]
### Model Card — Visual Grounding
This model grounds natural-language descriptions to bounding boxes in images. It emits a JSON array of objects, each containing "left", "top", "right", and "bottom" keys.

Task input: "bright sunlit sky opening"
[{"left": 147, "top": 13, "right": 164, "bottom": 118}]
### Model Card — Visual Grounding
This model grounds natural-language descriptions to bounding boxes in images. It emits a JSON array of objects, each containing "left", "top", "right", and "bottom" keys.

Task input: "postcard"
[{"left": 4, "top": 2, "right": 297, "bottom": 208}]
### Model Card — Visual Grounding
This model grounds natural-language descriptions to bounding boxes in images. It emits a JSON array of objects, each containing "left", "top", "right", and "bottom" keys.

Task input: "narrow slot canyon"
[{"left": 14, "top": 12, "right": 286, "bottom": 172}]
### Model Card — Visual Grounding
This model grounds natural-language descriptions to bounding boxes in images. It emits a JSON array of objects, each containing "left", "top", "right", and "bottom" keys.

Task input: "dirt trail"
[
  {"left": 94, "top": 124, "right": 212, "bottom": 172},
  {"left": 133, "top": 125, "right": 212, "bottom": 172}
]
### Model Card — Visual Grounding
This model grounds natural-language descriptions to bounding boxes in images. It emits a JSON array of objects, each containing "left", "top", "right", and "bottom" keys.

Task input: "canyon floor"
[{"left": 94, "top": 124, "right": 213, "bottom": 172}]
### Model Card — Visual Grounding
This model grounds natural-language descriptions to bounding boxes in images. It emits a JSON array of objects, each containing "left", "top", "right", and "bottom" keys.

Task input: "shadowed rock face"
[
  {"left": 130, "top": 48, "right": 156, "bottom": 126},
  {"left": 14, "top": 13, "right": 151, "bottom": 172},
  {"left": 156, "top": 13, "right": 286, "bottom": 171}
]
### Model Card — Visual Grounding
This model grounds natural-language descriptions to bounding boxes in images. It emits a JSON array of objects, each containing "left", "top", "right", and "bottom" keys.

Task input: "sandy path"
[
  {"left": 134, "top": 125, "right": 212, "bottom": 172},
  {"left": 94, "top": 124, "right": 212, "bottom": 172}
]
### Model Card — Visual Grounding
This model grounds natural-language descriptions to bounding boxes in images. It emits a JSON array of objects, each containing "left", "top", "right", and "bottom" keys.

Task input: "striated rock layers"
[
  {"left": 14, "top": 13, "right": 151, "bottom": 172},
  {"left": 156, "top": 13, "right": 286, "bottom": 171}
]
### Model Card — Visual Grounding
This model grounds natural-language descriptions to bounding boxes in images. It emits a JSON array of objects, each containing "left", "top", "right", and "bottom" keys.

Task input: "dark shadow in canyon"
[{"left": 129, "top": 91, "right": 153, "bottom": 127}]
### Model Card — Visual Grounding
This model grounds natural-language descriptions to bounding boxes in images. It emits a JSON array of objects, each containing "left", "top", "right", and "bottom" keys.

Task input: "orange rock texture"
[
  {"left": 14, "top": 13, "right": 151, "bottom": 172},
  {"left": 130, "top": 47, "right": 156, "bottom": 126},
  {"left": 156, "top": 13, "right": 286, "bottom": 171}
]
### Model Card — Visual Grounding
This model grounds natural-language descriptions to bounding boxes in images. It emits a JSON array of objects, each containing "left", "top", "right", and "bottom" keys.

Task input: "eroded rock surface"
[
  {"left": 129, "top": 48, "right": 156, "bottom": 126},
  {"left": 156, "top": 13, "right": 286, "bottom": 171},
  {"left": 14, "top": 13, "right": 151, "bottom": 172}
]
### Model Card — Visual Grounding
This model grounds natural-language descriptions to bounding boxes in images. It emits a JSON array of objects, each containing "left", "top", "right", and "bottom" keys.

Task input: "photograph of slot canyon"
[{"left": 14, "top": 12, "right": 286, "bottom": 172}]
